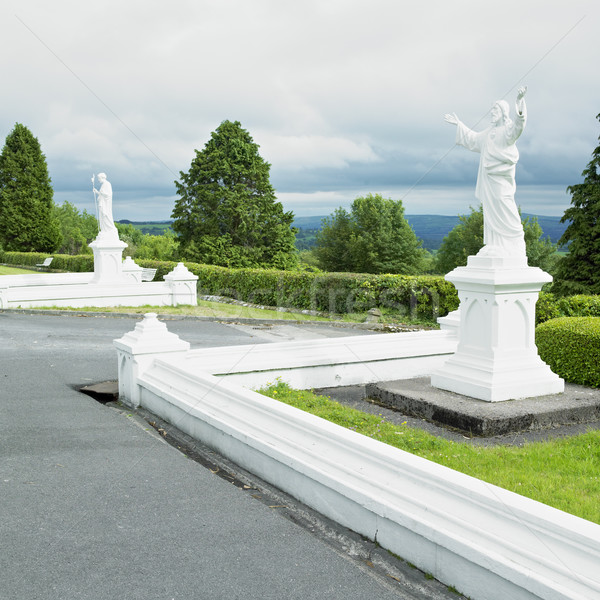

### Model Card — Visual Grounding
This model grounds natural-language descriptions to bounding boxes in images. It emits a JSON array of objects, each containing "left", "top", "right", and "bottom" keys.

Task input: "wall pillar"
[
  {"left": 164, "top": 262, "right": 198, "bottom": 306},
  {"left": 114, "top": 313, "right": 191, "bottom": 408}
]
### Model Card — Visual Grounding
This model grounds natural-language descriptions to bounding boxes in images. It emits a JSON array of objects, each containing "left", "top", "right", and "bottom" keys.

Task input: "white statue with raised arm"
[
  {"left": 92, "top": 172, "right": 119, "bottom": 240},
  {"left": 445, "top": 86, "right": 528, "bottom": 258}
]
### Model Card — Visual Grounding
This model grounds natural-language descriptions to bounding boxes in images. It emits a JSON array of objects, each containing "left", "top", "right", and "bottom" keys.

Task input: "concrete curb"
[{"left": 0, "top": 306, "right": 411, "bottom": 331}]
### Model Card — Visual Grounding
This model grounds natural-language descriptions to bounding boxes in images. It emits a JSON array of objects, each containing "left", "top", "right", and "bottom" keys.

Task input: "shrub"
[
  {"left": 558, "top": 294, "right": 600, "bottom": 318},
  {"left": 0, "top": 251, "right": 94, "bottom": 272},
  {"left": 178, "top": 266, "right": 460, "bottom": 319},
  {"left": 536, "top": 292, "right": 561, "bottom": 325},
  {"left": 536, "top": 317, "right": 600, "bottom": 387},
  {"left": 536, "top": 292, "right": 600, "bottom": 325}
]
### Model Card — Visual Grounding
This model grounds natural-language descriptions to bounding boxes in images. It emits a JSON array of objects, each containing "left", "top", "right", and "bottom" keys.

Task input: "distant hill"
[
  {"left": 117, "top": 220, "right": 173, "bottom": 235},
  {"left": 119, "top": 215, "right": 567, "bottom": 251},
  {"left": 292, "top": 216, "right": 326, "bottom": 230},
  {"left": 294, "top": 214, "right": 567, "bottom": 250}
]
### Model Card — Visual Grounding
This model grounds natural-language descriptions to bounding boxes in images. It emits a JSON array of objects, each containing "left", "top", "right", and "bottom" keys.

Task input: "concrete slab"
[{"left": 365, "top": 377, "right": 600, "bottom": 436}]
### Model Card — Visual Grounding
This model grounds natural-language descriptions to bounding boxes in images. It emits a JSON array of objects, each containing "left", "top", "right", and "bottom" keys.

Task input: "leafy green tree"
[
  {"left": 53, "top": 201, "right": 97, "bottom": 255},
  {"left": 134, "top": 230, "right": 179, "bottom": 261},
  {"left": 434, "top": 205, "right": 558, "bottom": 273},
  {"left": 115, "top": 222, "right": 144, "bottom": 257},
  {"left": 553, "top": 114, "right": 600, "bottom": 295},
  {"left": 434, "top": 207, "right": 484, "bottom": 274},
  {"left": 522, "top": 215, "right": 560, "bottom": 274},
  {"left": 314, "top": 193, "right": 428, "bottom": 274},
  {"left": 172, "top": 120, "right": 297, "bottom": 269},
  {"left": 0, "top": 123, "right": 62, "bottom": 252}
]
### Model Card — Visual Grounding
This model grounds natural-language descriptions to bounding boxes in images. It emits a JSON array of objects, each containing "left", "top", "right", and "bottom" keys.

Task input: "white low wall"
[
  {"left": 170, "top": 328, "right": 457, "bottom": 390},
  {"left": 0, "top": 262, "right": 197, "bottom": 308},
  {"left": 114, "top": 315, "right": 600, "bottom": 600},
  {"left": 0, "top": 272, "right": 93, "bottom": 287},
  {"left": 2, "top": 280, "right": 174, "bottom": 308}
]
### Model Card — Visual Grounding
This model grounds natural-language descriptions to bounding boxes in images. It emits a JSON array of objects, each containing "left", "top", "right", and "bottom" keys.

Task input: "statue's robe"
[
  {"left": 456, "top": 106, "right": 527, "bottom": 257},
  {"left": 97, "top": 181, "right": 119, "bottom": 239}
]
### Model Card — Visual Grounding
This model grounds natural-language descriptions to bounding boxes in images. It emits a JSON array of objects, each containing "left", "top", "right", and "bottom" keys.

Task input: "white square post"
[
  {"left": 114, "top": 313, "right": 191, "bottom": 408},
  {"left": 164, "top": 262, "right": 198, "bottom": 306}
]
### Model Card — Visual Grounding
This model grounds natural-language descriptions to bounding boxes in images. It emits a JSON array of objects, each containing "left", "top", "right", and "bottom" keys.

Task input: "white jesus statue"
[{"left": 445, "top": 86, "right": 528, "bottom": 258}]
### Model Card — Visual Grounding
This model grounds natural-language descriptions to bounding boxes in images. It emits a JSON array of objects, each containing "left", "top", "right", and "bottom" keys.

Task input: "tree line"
[{"left": 0, "top": 117, "right": 599, "bottom": 294}]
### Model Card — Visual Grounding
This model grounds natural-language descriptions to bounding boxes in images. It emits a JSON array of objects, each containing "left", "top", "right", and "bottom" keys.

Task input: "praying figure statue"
[
  {"left": 445, "top": 86, "right": 528, "bottom": 258},
  {"left": 92, "top": 172, "right": 119, "bottom": 240}
]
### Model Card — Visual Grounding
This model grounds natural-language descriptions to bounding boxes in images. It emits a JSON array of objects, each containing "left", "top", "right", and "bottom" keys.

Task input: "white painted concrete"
[
  {"left": 171, "top": 329, "right": 456, "bottom": 390},
  {"left": 432, "top": 255, "right": 564, "bottom": 401},
  {"left": 89, "top": 238, "right": 128, "bottom": 284},
  {"left": 0, "top": 262, "right": 197, "bottom": 309},
  {"left": 115, "top": 314, "right": 600, "bottom": 600}
]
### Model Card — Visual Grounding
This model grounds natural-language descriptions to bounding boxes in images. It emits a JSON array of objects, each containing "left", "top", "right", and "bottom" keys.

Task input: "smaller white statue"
[
  {"left": 445, "top": 87, "right": 528, "bottom": 258},
  {"left": 92, "top": 172, "right": 119, "bottom": 240}
]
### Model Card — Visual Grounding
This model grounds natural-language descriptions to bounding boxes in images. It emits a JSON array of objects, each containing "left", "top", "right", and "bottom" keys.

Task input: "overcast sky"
[{"left": 1, "top": 0, "right": 598, "bottom": 222}]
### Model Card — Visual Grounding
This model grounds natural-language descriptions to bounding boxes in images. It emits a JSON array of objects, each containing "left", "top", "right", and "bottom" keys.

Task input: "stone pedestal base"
[
  {"left": 89, "top": 235, "right": 128, "bottom": 284},
  {"left": 431, "top": 255, "right": 564, "bottom": 402}
]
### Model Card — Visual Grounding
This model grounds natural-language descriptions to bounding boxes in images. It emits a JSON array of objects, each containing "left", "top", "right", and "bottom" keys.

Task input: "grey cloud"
[{"left": 2, "top": 0, "right": 597, "bottom": 223}]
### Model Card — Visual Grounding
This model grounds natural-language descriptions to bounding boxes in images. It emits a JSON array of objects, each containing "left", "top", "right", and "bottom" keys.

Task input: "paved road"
[{"left": 1, "top": 311, "right": 460, "bottom": 600}]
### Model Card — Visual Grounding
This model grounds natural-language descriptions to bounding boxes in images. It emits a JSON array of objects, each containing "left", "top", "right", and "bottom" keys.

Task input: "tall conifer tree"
[
  {"left": 172, "top": 120, "right": 296, "bottom": 269},
  {"left": 0, "top": 123, "right": 62, "bottom": 252},
  {"left": 553, "top": 114, "right": 600, "bottom": 294}
]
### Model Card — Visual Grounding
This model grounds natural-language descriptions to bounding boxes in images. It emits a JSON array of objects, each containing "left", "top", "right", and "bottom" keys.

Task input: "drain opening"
[{"left": 79, "top": 381, "right": 118, "bottom": 404}]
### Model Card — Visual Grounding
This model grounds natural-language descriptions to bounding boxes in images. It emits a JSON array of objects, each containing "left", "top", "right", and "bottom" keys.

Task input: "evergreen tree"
[
  {"left": 0, "top": 123, "right": 62, "bottom": 252},
  {"left": 172, "top": 120, "right": 297, "bottom": 269},
  {"left": 314, "top": 193, "right": 428, "bottom": 274},
  {"left": 434, "top": 205, "right": 558, "bottom": 274},
  {"left": 553, "top": 114, "right": 600, "bottom": 295}
]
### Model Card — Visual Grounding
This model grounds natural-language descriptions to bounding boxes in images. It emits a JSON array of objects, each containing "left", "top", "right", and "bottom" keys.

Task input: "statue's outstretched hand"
[
  {"left": 444, "top": 113, "right": 459, "bottom": 125},
  {"left": 517, "top": 86, "right": 527, "bottom": 101}
]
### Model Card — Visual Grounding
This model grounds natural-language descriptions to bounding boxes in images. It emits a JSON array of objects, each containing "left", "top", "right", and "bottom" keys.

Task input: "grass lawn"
[
  {"left": 25, "top": 299, "right": 435, "bottom": 326},
  {"left": 0, "top": 265, "right": 34, "bottom": 275},
  {"left": 29, "top": 301, "right": 336, "bottom": 322},
  {"left": 260, "top": 381, "right": 600, "bottom": 525}
]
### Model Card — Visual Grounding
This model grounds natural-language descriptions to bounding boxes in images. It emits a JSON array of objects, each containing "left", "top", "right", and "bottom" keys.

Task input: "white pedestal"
[
  {"left": 163, "top": 262, "right": 198, "bottom": 306},
  {"left": 114, "top": 313, "right": 191, "bottom": 407},
  {"left": 121, "top": 256, "right": 143, "bottom": 283},
  {"left": 431, "top": 255, "right": 564, "bottom": 402},
  {"left": 89, "top": 235, "right": 128, "bottom": 284}
]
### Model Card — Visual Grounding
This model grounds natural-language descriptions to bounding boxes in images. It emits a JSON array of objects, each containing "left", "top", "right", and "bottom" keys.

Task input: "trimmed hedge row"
[
  {"left": 536, "top": 317, "right": 600, "bottom": 387},
  {"left": 536, "top": 292, "right": 600, "bottom": 325},
  {"left": 135, "top": 259, "right": 460, "bottom": 319},
  {"left": 0, "top": 250, "right": 94, "bottom": 272}
]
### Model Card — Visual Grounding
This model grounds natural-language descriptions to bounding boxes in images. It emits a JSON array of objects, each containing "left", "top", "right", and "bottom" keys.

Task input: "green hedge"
[
  {"left": 0, "top": 250, "right": 94, "bottom": 272},
  {"left": 536, "top": 292, "right": 600, "bottom": 325},
  {"left": 133, "top": 260, "right": 461, "bottom": 319},
  {"left": 536, "top": 317, "right": 600, "bottom": 387}
]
